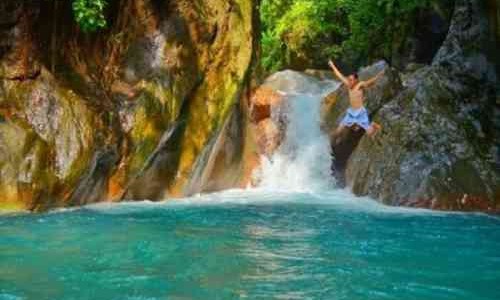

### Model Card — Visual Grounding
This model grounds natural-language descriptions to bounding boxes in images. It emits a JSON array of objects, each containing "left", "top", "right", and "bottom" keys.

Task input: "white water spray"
[{"left": 255, "top": 71, "right": 340, "bottom": 192}]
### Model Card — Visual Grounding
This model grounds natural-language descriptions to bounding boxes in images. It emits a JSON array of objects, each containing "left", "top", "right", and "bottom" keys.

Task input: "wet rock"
[
  {"left": 183, "top": 102, "right": 252, "bottom": 194},
  {"left": 0, "top": 67, "right": 106, "bottom": 211},
  {"left": 249, "top": 87, "right": 284, "bottom": 122},
  {"left": 247, "top": 84, "right": 287, "bottom": 157},
  {"left": 343, "top": 0, "right": 500, "bottom": 212},
  {"left": 321, "top": 60, "right": 402, "bottom": 185},
  {"left": 0, "top": 120, "right": 52, "bottom": 211},
  {"left": 255, "top": 119, "right": 283, "bottom": 156},
  {"left": 391, "top": 2, "right": 454, "bottom": 69},
  {"left": 0, "top": 2, "right": 40, "bottom": 80},
  {"left": 304, "top": 69, "right": 335, "bottom": 80},
  {"left": 149, "top": 0, "right": 258, "bottom": 196},
  {"left": 69, "top": 149, "right": 120, "bottom": 206},
  {"left": 0, "top": 0, "right": 259, "bottom": 210}
]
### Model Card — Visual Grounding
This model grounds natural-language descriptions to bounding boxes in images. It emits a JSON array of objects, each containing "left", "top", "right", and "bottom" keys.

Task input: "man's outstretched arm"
[
  {"left": 328, "top": 60, "right": 349, "bottom": 85},
  {"left": 360, "top": 69, "right": 385, "bottom": 88}
]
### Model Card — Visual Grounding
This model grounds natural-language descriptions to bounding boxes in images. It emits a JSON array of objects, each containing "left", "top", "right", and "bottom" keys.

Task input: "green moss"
[
  {"left": 126, "top": 89, "right": 171, "bottom": 176},
  {"left": 0, "top": 201, "right": 26, "bottom": 213}
]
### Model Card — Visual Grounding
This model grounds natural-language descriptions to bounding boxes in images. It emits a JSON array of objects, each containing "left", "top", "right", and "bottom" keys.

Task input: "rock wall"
[
  {"left": 0, "top": 0, "right": 259, "bottom": 211},
  {"left": 325, "top": 0, "right": 500, "bottom": 212}
]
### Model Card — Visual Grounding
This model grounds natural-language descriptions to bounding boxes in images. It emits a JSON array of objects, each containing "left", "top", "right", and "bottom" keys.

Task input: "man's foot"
[
  {"left": 372, "top": 122, "right": 382, "bottom": 131},
  {"left": 367, "top": 122, "right": 382, "bottom": 137}
]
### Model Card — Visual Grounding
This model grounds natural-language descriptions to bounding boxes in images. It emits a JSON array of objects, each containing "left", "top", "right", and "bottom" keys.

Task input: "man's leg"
[
  {"left": 331, "top": 124, "right": 347, "bottom": 145},
  {"left": 334, "top": 124, "right": 346, "bottom": 136}
]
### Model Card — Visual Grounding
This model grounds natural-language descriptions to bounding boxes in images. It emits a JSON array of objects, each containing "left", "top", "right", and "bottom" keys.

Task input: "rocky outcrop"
[
  {"left": 321, "top": 61, "right": 402, "bottom": 185},
  {"left": 0, "top": 0, "right": 259, "bottom": 211},
  {"left": 388, "top": 1, "right": 455, "bottom": 70},
  {"left": 326, "top": 0, "right": 500, "bottom": 212},
  {"left": 248, "top": 85, "right": 286, "bottom": 156}
]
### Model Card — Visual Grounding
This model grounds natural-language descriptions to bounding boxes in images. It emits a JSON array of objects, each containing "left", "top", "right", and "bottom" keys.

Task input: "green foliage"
[
  {"left": 341, "top": 0, "right": 438, "bottom": 63},
  {"left": 47, "top": 0, "right": 107, "bottom": 32},
  {"left": 260, "top": 0, "right": 441, "bottom": 72},
  {"left": 72, "top": 0, "right": 107, "bottom": 32},
  {"left": 261, "top": 0, "right": 347, "bottom": 71}
]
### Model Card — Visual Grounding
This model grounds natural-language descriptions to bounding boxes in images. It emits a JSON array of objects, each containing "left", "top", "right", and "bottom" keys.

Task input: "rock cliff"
[
  {"left": 0, "top": 0, "right": 259, "bottom": 211},
  {"left": 325, "top": 0, "right": 500, "bottom": 212}
]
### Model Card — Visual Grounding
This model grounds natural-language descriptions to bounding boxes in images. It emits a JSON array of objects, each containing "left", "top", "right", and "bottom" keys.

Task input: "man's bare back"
[{"left": 328, "top": 60, "right": 384, "bottom": 137}]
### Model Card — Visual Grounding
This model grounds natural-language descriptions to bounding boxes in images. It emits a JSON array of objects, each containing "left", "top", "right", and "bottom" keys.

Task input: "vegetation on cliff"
[
  {"left": 44, "top": 0, "right": 107, "bottom": 32},
  {"left": 71, "top": 0, "right": 107, "bottom": 31},
  {"left": 260, "top": 0, "right": 453, "bottom": 71}
]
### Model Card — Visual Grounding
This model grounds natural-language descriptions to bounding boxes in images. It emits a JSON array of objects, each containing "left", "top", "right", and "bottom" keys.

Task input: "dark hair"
[{"left": 352, "top": 72, "right": 359, "bottom": 79}]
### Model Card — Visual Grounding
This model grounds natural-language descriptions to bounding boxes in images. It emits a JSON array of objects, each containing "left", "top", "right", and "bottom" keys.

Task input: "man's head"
[{"left": 348, "top": 73, "right": 359, "bottom": 88}]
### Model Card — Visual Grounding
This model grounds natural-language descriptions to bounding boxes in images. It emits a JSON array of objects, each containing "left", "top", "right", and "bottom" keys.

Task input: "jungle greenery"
[
  {"left": 54, "top": 0, "right": 449, "bottom": 70},
  {"left": 72, "top": 0, "right": 107, "bottom": 32},
  {"left": 260, "top": 0, "right": 445, "bottom": 72},
  {"left": 47, "top": 0, "right": 107, "bottom": 32}
]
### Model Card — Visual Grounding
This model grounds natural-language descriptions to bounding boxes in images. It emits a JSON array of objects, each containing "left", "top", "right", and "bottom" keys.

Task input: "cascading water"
[{"left": 254, "top": 70, "right": 341, "bottom": 192}]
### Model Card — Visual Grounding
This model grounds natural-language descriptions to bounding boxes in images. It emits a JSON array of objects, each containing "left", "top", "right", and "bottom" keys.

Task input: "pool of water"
[{"left": 1, "top": 189, "right": 500, "bottom": 300}]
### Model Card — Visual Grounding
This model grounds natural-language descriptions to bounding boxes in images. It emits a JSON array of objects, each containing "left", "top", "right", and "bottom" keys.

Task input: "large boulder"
[
  {"left": 248, "top": 86, "right": 286, "bottom": 156},
  {"left": 0, "top": 71, "right": 111, "bottom": 211},
  {"left": 0, "top": 120, "right": 50, "bottom": 211},
  {"left": 342, "top": 0, "right": 500, "bottom": 212},
  {"left": 321, "top": 61, "right": 402, "bottom": 184}
]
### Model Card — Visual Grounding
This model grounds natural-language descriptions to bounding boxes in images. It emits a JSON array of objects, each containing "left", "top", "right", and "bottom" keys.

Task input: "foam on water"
[{"left": 67, "top": 188, "right": 463, "bottom": 218}]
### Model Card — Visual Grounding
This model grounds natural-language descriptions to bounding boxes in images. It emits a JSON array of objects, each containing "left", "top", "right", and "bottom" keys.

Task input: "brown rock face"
[
  {"left": 249, "top": 87, "right": 284, "bottom": 122},
  {"left": 248, "top": 86, "right": 286, "bottom": 157},
  {"left": 0, "top": 0, "right": 259, "bottom": 211},
  {"left": 255, "top": 119, "right": 283, "bottom": 156}
]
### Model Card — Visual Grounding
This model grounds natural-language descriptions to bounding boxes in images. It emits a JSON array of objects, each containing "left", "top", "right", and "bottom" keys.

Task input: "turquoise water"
[{"left": 1, "top": 190, "right": 500, "bottom": 300}]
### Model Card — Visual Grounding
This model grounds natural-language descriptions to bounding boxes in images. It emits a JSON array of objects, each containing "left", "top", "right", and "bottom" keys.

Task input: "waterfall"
[{"left": 254, "top": 70, "right": 341, "bottom": 192}]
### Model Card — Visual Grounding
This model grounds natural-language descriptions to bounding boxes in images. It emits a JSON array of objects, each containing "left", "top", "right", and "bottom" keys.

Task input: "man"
[{"left": 328, "top": 60, "right": 383, "bottom": 137}]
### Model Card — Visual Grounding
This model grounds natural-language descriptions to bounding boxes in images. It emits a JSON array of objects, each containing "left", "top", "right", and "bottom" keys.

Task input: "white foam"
[
  {"left": 70, "top": 188, "right": 460, "bottom": 218},
  {"left": 255, "top": 71, "right": 340, "bottom": 192}
]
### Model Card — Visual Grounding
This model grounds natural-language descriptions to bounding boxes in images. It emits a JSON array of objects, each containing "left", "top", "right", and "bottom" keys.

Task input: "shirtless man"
[{"left": 328, "top": 60, "right": 383, "bottom": 137}]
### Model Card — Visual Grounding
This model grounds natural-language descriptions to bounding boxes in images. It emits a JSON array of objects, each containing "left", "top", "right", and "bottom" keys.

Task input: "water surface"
[{"left": 1, "top": 190, "right": 499, "bottom": 300}]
